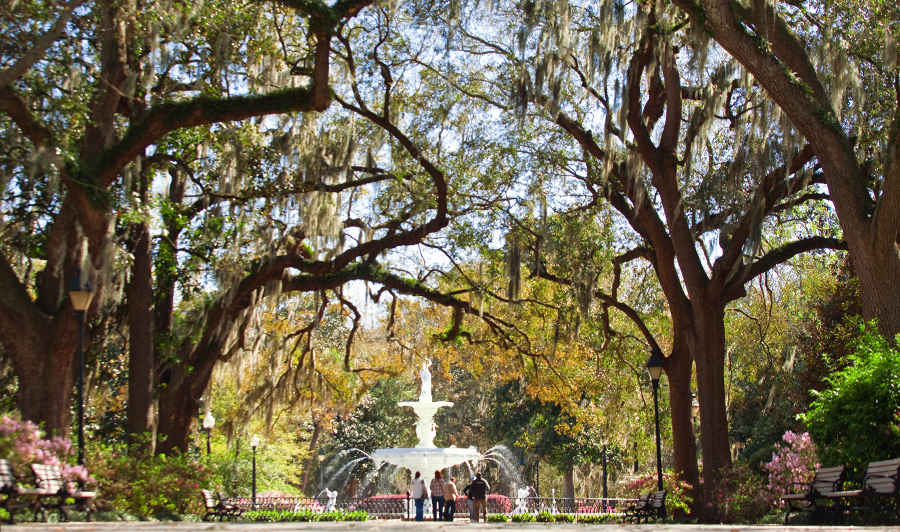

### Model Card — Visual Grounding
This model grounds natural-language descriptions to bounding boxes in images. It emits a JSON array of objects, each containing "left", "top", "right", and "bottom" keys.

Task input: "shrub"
[
  {"left": 486, "top": 493, "right": 513, "bottom": 513},
  {"left": 86, "top": 442, "right": 213, "bottom": 518},
  {"left": 244, "top": 509, "right": 368, "bottom": 522},
  {"left": 511, "top": 512, "right": 536, "bottom": 522},
  {"left": 0, "top": 412, "right": 91, "bottom": 486},
  {"left": 555, "top": 513, "right": 575, "bottom": 522},
  {"left": 708, "top": 462, "right": 771, "bottom": 523},
  {"left": 624, "top": 470, "right": 694, "bottom": 515},
  {"left": 801, "top": 328, "right": 900, "bottom": 473},
  {"left": 578, "top": 513, "right": 620, "bottom": 524},
  {"left": 487, "top": 513, "right": 509, "bottom": 522},
  {"left": 536, "top": 510, "right": 556, "bottom": 522},
  {"left": 762, "top": 431, "right": 819, "bottom": 507}
]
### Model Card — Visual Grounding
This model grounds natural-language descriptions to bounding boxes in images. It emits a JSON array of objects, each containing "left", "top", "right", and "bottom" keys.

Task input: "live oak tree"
[
  {"left": 668, "top": 0, "right": 900, "bottom": 342},
  {"left": 397, "top": 0, "right": 849, "bottom": 512}
]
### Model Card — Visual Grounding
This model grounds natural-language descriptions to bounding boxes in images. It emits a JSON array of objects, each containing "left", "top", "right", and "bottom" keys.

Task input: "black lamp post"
[
  {"left": 202, "top": 412, "right": 215, "bottom": 456},
  {"left": 646, "top": 348, "right": 664, "bottom": 495},
  {"left": 318, "top": 448, "right": 325, "bottom": 487},
  {"left": 68, "top": 269, "right": 93, "bottom": 467},
  {"left": 250, "top": 435, "right": 259, "bottom": 509}
]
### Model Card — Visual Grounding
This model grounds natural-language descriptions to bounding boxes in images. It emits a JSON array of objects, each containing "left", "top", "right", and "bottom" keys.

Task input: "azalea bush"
[
  {"left": 708, "top": 462, "right": 769, "bottom": 524},
  {"left": 624, "top": 470, "right": 694, "bottom": 515},
  {"left": 0, "top": 412, "right": 91, "bottom": 486},
  {"left": 762, "top": 431, "right": 819, "bottom": 507},
  {"left": 86, "top": 442, "right": 213, "bottom": 518}
]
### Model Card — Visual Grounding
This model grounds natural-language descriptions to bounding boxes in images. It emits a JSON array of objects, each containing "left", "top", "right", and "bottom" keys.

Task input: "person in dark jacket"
[{"left": 462, "top": 472, "right": 490, "bottom": 522}]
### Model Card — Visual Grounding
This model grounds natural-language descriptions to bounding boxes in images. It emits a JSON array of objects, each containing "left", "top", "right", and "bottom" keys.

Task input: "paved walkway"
[{"left": 3, "top": 522, "right": 898, "bottom": 531}]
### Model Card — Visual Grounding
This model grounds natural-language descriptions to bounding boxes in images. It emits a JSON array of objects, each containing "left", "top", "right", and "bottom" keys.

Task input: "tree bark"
[
  {"left": 126, "top": 219, "right": 155, "bottom": 450},
  {"left": 664, "top": 337, "right": 700, "bottom": 515},
  {"left": 300, "top": 421, "right": 323, "bottom": 495},
  {"left": 563, "top": 466, "right": 575, "bottom": 499}
]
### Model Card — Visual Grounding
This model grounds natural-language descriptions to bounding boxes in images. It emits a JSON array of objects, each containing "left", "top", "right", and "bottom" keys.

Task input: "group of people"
[{"left": 408, "top": 470, "right": 490, "bottom": 522}]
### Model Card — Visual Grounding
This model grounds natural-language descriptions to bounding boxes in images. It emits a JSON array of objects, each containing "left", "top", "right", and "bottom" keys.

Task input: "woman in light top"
[{"left": 408, "top": 471, "right": 428, "bottom": 521}]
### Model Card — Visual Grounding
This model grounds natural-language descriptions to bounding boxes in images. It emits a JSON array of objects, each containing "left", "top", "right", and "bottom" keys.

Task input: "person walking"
[
  {"left": 464, "top": 472, "right": 489, "bottom": 523},
  {"left": 443, "top": 476, "right": 459, "bottom": 521},
  {"left": 429, "top": 470, "right": 445, "bottom": 521},
  {"left": 408, "top": 471, "right": 428, "bottom": 521}
]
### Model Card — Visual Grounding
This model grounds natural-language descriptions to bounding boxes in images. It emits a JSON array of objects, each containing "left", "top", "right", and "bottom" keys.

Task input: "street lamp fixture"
[
  {"left": 202, "top": 413, "right": 215, "bottom": 456},
  {"left": 691, "top": 394, "right": 700, "bottom": 421},
  {"left": 646, "top": 347, "right": 665, "bottom": 520},
  {"left": 250, "top": 435, "right": 260, "bottom": 509},
  {"left": 68, "top": 268, "right": 93, "bottom": 467},
  {"left": 318, "top": 448, "right": 325, "bottom": 487},
  {"left": 734, "top": 431, "right": 746, "bottom": 456}
]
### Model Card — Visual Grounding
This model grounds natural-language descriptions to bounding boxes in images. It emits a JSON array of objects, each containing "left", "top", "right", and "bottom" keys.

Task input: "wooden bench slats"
[
  {"left": 825, "top": 458, "right": 900, "bottom": 525},
  {"left": 624, "top": 490, "right": 666, "bottom": 523},
  {"left": 780, "top": 464, "right": 846, "bottom": 524},
  {"left": 0, "top": 459, "right": 43, "bottom": 524},
  {"left": 31, "top": 463, "right": 95, "bottom": 522}
]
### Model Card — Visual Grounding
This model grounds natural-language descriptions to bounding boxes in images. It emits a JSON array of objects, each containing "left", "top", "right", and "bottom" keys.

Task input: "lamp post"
[
  {"left": 68, "top": 269, "right": 93, "bottom": 467},
  {"left": 202, "top": 413, "right": 215, "bottom": 456},
  {"left": 646, "top": 348, "right": 666, "bottom": 520},
  {"left": 250, "top": 435, "right": 259, "bottom": 509},
  {"left": 691, "top": 393, "right": 701, "bottom": 460},
  {"left": 318, "top": 448, "right": 325, "bottom": 487}
]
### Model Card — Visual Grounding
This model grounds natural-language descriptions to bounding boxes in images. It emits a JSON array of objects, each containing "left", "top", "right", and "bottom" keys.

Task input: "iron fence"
[{"left": 227, "top": 495, "right": 632, "bottom": 520}]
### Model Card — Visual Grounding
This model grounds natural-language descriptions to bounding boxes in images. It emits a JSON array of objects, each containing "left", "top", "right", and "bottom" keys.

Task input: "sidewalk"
[{"left": 3, "top": 522, "right": 898, "bottom": 531}]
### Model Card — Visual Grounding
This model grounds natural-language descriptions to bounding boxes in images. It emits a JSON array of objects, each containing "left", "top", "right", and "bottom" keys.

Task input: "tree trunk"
[
  {"left": 300, "top": 422, "right": 322, "bottom": 495},
  {"left": 563, "top": 465, "right": 575, "bottom": 499},
  {"left": 126, "top": 219, "right": 155, "bottom": 450},
  {"left": 156, "top": 361, "right": 214, "bottom": 455},
  {"left": 692, "top": 298, "right": 731, "bottom": 521},
  {"left": 12, "top": 314, "right": 79, "bottom": 436},
  {"left": 664, "top": 337, "right": 700, "bottom": 515}
]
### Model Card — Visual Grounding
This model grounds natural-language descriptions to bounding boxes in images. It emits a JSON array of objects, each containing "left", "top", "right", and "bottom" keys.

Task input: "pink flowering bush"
[
  {"left": 625, "top": 470, "right": 694, "bottom": 515},
  {"left": 0, "top": 412, "right": 92, "bottom": 486},
  {"left": 762, "top": 431, "right": 819, "bottom": 507}
]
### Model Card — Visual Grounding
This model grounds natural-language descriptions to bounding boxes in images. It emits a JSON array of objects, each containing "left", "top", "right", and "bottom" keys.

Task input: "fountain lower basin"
[{"left": 369, "top": 446, "right": 483, "bottom": 475}]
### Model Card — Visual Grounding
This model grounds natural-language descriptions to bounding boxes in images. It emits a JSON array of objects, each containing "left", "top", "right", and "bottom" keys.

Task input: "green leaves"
[{"left": 802, "top": 325, "right": 900, "bottom": 472}]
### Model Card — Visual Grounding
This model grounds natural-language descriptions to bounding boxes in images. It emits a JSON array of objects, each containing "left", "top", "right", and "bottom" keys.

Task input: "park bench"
[
  {"left": 31, "top": 463, "right": 96, "bottom": 522},
  {"left": 201, "top": 490, "right": 243, "bottom": 520},
  {"left": 780, "top": 465, "right": 846, "bottom": 524},
  {"left": 624, "top": 490, "right": 666, "bottom": 523},
  {"left": 826, "top": 457, "right": 900, "bottom": 525},
  {"left": 0, "top": 459, "right": 44, "bottom": 524}
]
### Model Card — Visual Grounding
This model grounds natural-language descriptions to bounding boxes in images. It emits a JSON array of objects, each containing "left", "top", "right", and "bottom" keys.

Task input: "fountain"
[{"left": 369, "top": 361, "right": 483, "bottom": 475}]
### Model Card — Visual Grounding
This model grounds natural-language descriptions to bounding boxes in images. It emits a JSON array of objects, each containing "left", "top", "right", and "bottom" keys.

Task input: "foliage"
[
  {"left": 487, "top": 494, "right": 513, "bottom": 513},
  {"left": 511, "top": 512, "right": 536, "bottom": 522},
  {"left": 555, "top": 513, "right": 576, "bottom": 522},
  {"left": 578, "top": 513, "right": 620, "bottom": 523},
  {"left": 624, "top": 470, "right": 693, "bottom": 516},
  {"left": 86, "top": 442, "right": 213, "bottom": 518},
  {"left": 487, "top": 513, "right": 509, "bottom": 522},
  {"left": 243, "top": 509, "right": 368, "bottom": 522},
  {"left": 707, "top": 462, "right": 771, "bottom": 524},
  {"left": 0, "top": 412, "right": 91, "bottom": 485},
  {"left": 762, "top": 431, "right": 819, "bottom": 507},
  {"left": 536, "top": 510, "right": 558, "bottom": 522},
  {"left": 801, "top": 327, "right": 900, "bottom": 472}
]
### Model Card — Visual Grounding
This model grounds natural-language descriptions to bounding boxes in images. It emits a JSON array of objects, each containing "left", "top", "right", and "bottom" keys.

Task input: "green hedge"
[{"left": 243, "top": 510, "right": 368, "bottom": 522}]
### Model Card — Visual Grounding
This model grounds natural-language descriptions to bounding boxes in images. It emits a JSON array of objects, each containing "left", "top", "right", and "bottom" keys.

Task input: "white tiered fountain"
[{"left": 369, "top": 362, "right": 482, "bottom": 475}]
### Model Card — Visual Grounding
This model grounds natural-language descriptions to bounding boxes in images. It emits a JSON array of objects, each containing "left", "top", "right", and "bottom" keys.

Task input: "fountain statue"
[{"left": 369, "top": 360, "right": 483, "bottom": 474}]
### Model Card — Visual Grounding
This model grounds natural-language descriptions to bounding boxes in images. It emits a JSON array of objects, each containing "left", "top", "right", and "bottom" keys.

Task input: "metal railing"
[{"left": 227, "top": 495, "right": 631, "bottom": 520}]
